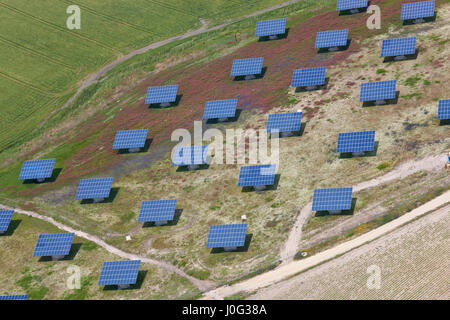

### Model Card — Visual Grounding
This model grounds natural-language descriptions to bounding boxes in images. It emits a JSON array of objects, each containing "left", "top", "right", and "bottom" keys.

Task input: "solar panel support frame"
[
  {"left": 52, "top": 255, "right": 65, "bottom": 261},
  {"left": 352, "top": 151, "right": 365, "bottom": 157},
  {"left": 160, "top": 102, "right": 171, "bottom": 108},
  {"left": 128, "top": 147, "right": 141, "bottom": 153},
  {"left": 155, "top": 220, "right": 168, "bottom": 226},
  {"left": 224, "top": 246, "right": 238, "bottom": 252},
  {"left": 93, "top": 197, "right": 105, "bottom": 203},
  {"left": 254, "top": 185, "right": 267, "bottom": 191},
  {"left": 245, "top": 74, "right": 256, "bottom": 80}
]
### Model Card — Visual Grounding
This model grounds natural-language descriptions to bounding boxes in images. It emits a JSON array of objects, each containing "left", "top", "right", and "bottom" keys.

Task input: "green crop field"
[{"left": 0, "top": 0, "right": 290, "bottom": 155}]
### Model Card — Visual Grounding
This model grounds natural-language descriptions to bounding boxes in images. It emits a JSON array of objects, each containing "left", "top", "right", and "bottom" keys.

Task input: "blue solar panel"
[
  {"left": 312, "top": 187, "right": 353, "bottom": 211},
  {"left": 291, "top": 67, "right": 326, "bottom": 87},
  {"left": 0, "top": 295, "right": 28, "bottom": 300},
  {"left": 360, "top": 80, "right": 397, "bottom": 101},
  {"left": 337, "top": 131, "right": 375, "bottom": 153},
  {"left": 230, "top": 58, "right": 264, "bottom": 77},
  {"left": 203, "top": 99, "right": 238, "bottom": 120},
  {"left": 172, "top": 145, "right": 209, "bottom": 166},
  {"left": 255, "top": 18, "right": 286, "bottom": 37},
  {"left": 98, "top": 260, "right": 141, "bottom": 286},
  {"left": 112, "top": 129, "right": 148, "bottom": 150},
  {"left": 145, "top": 85, "right": 178, "bottom": 104},
  {"left": 401, "top": 0, "right": 435, "bottom": 20},
  {"left": 381, "top": 37, "right": 416, "bottom": 57},
  {"left": 238, "top": 164, "right": 276, "bottom": 187},
  {"left": 337, "top": 0, "right": 368, "bottom": 11},
  {"left": 206, "top": 224, "right": 248, "bottom": 248},
  {"left": 138, "top": 199, "right": 177, "bottom": 223},
  {"left": 0, "top": 210, "right": 14, "bottom": 233},
  {"left": 19, "top": 159, "right": 55, "bottom": 180},
  {"left": 437, "top": 99, "right": 450, "bottom": 120},
  {"left": 315, "top": 29, "right": 348, "bottom": 48},
  {"left": 267, "top": 112, "right": 302, "bottom": 133},
  {"left": 75, "top": 178, "right": 113, "bottom": 200},
  {"left": 33, "top": 233, "right": 74, "bottom": 257}
]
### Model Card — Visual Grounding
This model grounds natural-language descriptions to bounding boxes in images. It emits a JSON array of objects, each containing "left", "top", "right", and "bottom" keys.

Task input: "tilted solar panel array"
[
  {"left": 145, "top": 85, "right": 178, "bottom": 104},
  {"left": 230, "top": 57, "right": 264, "bottom": 76},
  {"left": 0, "top": 295, "right": 28, "bottom": 300},
  {"left": 203, "top": 99, "right": 238, "bottom": 120},
  {"left": 437, "top": 99, "right": 450, "bottom": 120},
  {"left": 33, "top": 233, "right": 74, "bottom": 257},
  {"left": 238, "top": 164, "right": 276, "bottom": 187},
  {"left": 267, "top": 112, "right": 302, "bottom": 133},
  {"left": 112, "top": 129, "right": 148, "bottom": 150},
  {"left": 401, "top": 0, "right": 435, "bottom": 20},
  {"left": 172, "top": 145, "right": 209, "bottom": 166},
  {"left": 381, "top": 37, "right": 416, "bottom": 57},
  {"left": 0, "top": 210, "right": 14, "bottom": 232},
  {"left": 138, "top": 199, "right": 177, "bottom": 222},
  {"left": 75, "top": 177, "right": 113, "bottom": 200},
  {"left": 255, "top": 18, "right": 286, "bottom": 37},
  {"left": 19, "top": 159, "right": 56, "bottom": 180},
  {"left": 337, "top": 0, "right": 368, "bottom": 11},
  {"left": 337, "top": 131, "right": 376, "bottom": 153},
  {"left": 315, "top": 29, "right": 348, "bottom": 48},
  {"left": 291, "top": 67, "right": 326, "bottom": 87},
  {"left": 98, "top": 260, "right": 141, "bottom": 285},
  {"left": 206, "top": 224, "right": 248, "bottom": 248},
  {"left": 360, "top": 80, "right": 397, "bottom": 101},
  {"left": 312, "top": 187, "right": 353, "bottom": 211}
]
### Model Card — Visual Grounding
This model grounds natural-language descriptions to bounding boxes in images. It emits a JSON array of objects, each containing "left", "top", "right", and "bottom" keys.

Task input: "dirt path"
[
  {"left": 0, "top": 203, "right": 215, "bottom": 292},
  {"left": 249, "top": 204, "right": 450, "bottom": 300},
  {"left": 279, "top": 153, "right": 448, "bottom": 263},
  {"left": 58, "top": 0, "right": 306, "bottom": 113},
  {"left": 201, "top": 190, "right": 450, "bottom": 299}
]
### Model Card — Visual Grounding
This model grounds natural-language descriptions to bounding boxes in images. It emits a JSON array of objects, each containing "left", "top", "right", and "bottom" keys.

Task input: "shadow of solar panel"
[
  {"left": 337, "top": 0, "right": 368, "bottom": 11},
  {"left": 360, "top": 80, "right": 396, "bottom": 101},
  {"left": 337, "top": 131, "right": 376, "bottom": 153},
  {"left": 381, "top": 37, "right": 416, "bottom": 57},
  {"left": 203, "top": 99, "right": 238, "bottom": 120},
  {"left": 75, "top": 178, "right": 114, "bottom": 200},
  {"left": 312, "top": 187, "right": 353, "bottom": 211},
  {"left": 19, "top": 159, "right": 56, "bottom": 180},
  {"left": 315, "top": 29, "right": 348, "bottom": 48},
  {"left": 238, "top": 164, "right": 276, "bottom": 187},
  {"left": 172, "top": 145, "right": 209, "bottom": 166},
  {"left": 112, "top": 129, "right": 148, "bottom": 150},
  {"left": 291, "top": 67, "right": 326, "bottom": 87},
  {"left": 138, "top": 199, "right": 177, "bottom": 222},
  {"left": 145, "top": 85, "right": 178, "bottom": 104},
  {"left": 255, "top": 18, "right": 286, "bottom": 37},
  {"left": 401, "top": 0, "right": 435, "bottom": 20},
  {"left": 267, "top": 112, "right": 302, "bottom": 133},
  {"left": 207, "top": 224, "right": 248, "bottom": 248},
  {"left": 0, "top": 210, "right": 14, "bottom": 232},
  {"left": 33, "top": 233, "right": 74, "bottom": 257},
  {"left": 231, "top": 58, "right": 264, "bottom": 76},
  {"left": 438, "top": 100, "right": 450, "bottom": 120},
  {"left": 98, "top": 260, "right": 141, "bottom": 285},
  {"left": 0, "top": 295, "right": 28, "bottom": 300}
]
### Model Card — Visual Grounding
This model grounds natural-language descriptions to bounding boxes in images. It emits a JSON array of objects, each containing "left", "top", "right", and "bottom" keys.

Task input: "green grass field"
[{"left": 0, "top": 0, "right": 291, "bottom": 154}]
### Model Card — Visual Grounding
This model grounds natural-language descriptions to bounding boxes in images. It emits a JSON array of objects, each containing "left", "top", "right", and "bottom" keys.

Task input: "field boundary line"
[
  {"left": 0, "top": 1, "right": 121, "bottom": 54},
  {"left": 0, "top": 71, "right": 56, "bottom": 96},
  {"left": 0, "top": 36, "right": 76, "bottom": 70}
]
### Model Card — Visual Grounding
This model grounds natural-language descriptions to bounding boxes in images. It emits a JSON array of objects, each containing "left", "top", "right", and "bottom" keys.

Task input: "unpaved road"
[
  {"left": 279, "top": 153, "right": 448, "bottom": 263},
  {"left": 249, "top": 204, "right": 450, "bottom": 300},
  {"left": 0, "top": 203, "right": 215, "bottom": 292},
  {"left": 201, "top": 190, "right": 450, "bottom": 299},
  {"left": 59, "top": 0, "right": 306, "bottom": 112}
]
